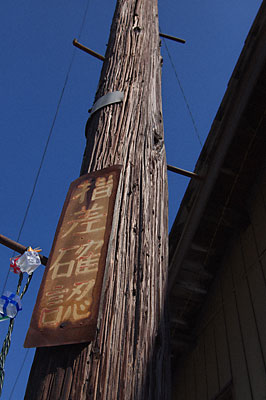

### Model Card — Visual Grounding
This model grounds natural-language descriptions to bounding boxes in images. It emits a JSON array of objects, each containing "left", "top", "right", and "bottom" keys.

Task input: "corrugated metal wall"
[{"left": 172, "top": 173, "right": 266, "bottom": 399}]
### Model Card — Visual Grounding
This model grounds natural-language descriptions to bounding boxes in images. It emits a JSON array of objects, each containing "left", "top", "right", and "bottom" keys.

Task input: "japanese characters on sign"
[{"left": 24, "top": 166, "right": 122, "bottom": 348}]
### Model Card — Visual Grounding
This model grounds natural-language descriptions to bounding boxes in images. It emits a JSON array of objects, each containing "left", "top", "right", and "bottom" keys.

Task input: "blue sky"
[{"left": 0, "top": 0, "right": 262, "bottom": 397}]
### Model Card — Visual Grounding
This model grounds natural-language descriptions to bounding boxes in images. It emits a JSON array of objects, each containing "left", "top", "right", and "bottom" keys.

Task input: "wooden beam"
[
  {"left": 159, "top": 32, "right": 186, "bottom": 44},
  {"left": 170, "top": 317, "right": 188, "bottom": 328},
  {"left": 220, "top": 167, "right": 236, "bottom": 177},
  {"left": 167, "top": 164, "right": 202, "bottom": 180},
  {"left": 171, "top": 333, "right": 195, "bottom": 349},
  {"left": 190, "top": 242, "right": 210, "bottom": 253},
  {"left": 182, "top": 259, "right": 212, "bottom": 277},
  {"left": 176, "top": 280, "right": 207, "bottom": 295},
  {"left": 73, "top": 38, "right": 105, "bottom": 61},
  {"left": 0, "top": 234, "right": 48, "bottom": 266}
]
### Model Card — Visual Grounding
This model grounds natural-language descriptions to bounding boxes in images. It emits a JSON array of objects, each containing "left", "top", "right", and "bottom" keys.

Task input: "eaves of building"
[{"left": 168, "top": 0, "right": 266, "bottom": 364}]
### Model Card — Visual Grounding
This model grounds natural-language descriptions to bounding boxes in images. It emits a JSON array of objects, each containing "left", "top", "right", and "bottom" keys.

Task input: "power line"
[
  {"left": 161, "top": 34, "right": 203, "bottom": 148},
  {"left": 77, "top": 0, "right": 91, "bottom": 40},
  {"left": 0, "top": 274, "right": 33, "bottom": 397},
  {"left": 1, "top": 48, "right": 74, "bottom": 292},
  {"left": 5, "top": 0, "right": 92, "bottom": 397},
  {"left": 8, "top": 349, "right": 29, "bottom": 400},
  {"left": 1, "top": 0, "right": 91, "bottom": 296}
]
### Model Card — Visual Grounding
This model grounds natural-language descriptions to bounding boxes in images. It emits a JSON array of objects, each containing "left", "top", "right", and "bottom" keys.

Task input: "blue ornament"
[{"left": 0, "top": 292, "right": 22, "bottom": 318}]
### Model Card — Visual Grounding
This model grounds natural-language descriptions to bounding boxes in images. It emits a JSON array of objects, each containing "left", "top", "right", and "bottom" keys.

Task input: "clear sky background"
[{"left": 0, "top": 0, "right": 263, "bottom": 397}]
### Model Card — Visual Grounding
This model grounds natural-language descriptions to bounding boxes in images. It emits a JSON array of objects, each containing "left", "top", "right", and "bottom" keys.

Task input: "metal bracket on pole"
[
  {"left": 73, "top": 38, "right": 105, "bottom": 61},
  {"left": 159, "top": 33, "right": 186, "bottom": 44},
  {"left": 167, "top": 164, "right": 202, "bottom": 180},
  {"left": 89, "top": 91, "right": 124, "bottom": 116}
]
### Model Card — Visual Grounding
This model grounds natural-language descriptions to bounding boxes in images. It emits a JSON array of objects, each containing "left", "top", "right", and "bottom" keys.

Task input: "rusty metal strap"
[{"left": 90, "top": 91, "right": 124, "bottom": 116}]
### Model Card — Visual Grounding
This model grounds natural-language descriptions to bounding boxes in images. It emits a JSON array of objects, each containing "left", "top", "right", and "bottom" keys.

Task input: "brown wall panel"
[
  {"left": 172, "top": 363, "right": 187, "bottom": 400},
  {"left": 204, "top": 326, "right": 220, "bottom": 398},
  {"left": 220, "top": 256, "right": 252, "bottom": 400},
  {"left": 194, "top": 337, "right": 208, "bottom": 400},
  {"left": 241, "top": 225, "right": 266, "bottom": 365},
  {"left": 213, "top": 309, "right": 232, "bottom": 389},
  {"left": 185, "top": 355, "right": 197, "bottom": 400},
  {"left": 230, "top": 242, "right": 266, "bottom": 398},
  {"left": 249, "top": 186, "right": 266, "bottom": 256},
  {"left": 172, "top": 148, "right": 266, "bottom": 400}
]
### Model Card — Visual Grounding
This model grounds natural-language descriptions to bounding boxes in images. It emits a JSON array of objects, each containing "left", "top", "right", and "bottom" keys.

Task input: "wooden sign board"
[{"left": 24, "top": 166, "right": 122, "bottom": 348}]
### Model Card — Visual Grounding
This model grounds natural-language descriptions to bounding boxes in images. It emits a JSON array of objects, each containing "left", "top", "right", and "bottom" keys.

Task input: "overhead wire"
[
  {"left": 8, "top": 349, "right": 29, "bottom": 400},
  {"left": 1, "top": 0, "right": 91, "bottom": 295},
  {"left": 1, "top": 50, "right": 75, "bottom": 294},
  {"left": 4, "top": 0, "right": 92, "bottom": 397},
  {"left": 161, "top": 32, "right": 203, "bottom": 148},
  {"left": 0, "top": 273, "right": 33, "bottom": 397}
]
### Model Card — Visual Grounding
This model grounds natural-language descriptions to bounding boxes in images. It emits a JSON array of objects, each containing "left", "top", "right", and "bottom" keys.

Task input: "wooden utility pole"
[{"left": 25, "top": 0, "right": 170, "bottom": 398}]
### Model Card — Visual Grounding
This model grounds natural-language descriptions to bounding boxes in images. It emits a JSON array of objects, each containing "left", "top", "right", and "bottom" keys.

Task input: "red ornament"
[{"left": 10, "top": 256, "right": 21, "bottom": 274}]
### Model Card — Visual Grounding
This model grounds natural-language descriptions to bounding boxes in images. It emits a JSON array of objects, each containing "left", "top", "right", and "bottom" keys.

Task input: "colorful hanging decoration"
[
  {"left": 0, "top": 291, "right": 22, "bottom": 319},
  {"left": 10, "top": 256, "right": 21, "bottom": 274},
  {"left": 10, "top": 247, "right": 41, "bottom": 275},
  {"left": 0, "top": 247, "right": 38, "bottom": 396}
]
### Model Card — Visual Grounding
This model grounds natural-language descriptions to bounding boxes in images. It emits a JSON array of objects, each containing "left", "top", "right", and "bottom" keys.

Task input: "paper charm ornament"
[
  {"left": 15, "top": 247, "right": 41, "bottom": 275},
  {"left": 0, "top": 291, "right": 22, "bottom": 318},
  {"left": 10, "top": 256, "right": 21, "bottom": 274}
]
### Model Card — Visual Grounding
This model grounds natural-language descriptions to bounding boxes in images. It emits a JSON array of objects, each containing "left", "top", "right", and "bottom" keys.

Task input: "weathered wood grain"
[
  {"left": 194, "top": 337, "right": 207, "bottom": 400},
  {"left": 232, "top": 239, "right": 266, "bottom": 398},
  {"left": 24, "top": 0, "right": 169, "bottom": 399},
  {"left": 216, "top": 249, "right": 252, "bottom": 400},
  {"left": 213, "top": 285, "right": 232, "bottom": 391}
]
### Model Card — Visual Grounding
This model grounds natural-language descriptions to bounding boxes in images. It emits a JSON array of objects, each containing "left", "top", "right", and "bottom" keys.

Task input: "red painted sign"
[{"left": 24, "top": 166, "right": 122, "bottom": 348}]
